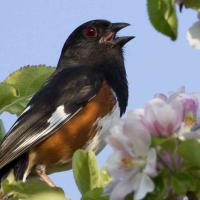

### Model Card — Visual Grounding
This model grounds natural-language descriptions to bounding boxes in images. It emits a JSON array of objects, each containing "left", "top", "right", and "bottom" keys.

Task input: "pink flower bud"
[{"left": 142, "top": 98, "right": 183, "bottom": 137}]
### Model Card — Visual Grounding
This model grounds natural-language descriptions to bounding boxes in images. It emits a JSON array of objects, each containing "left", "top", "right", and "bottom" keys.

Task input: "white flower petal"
[
  {"left": 143, "top": 148, "right": 157, "bottom": 176},
  {"left": 106, "top": 122, "right": 138, "bottom": 159},
  {"left": 177, "top": 123, "right": 192, "bottom": 139},
  {"left": 106, "top": 152, "right": 137, "bottom": 179},
  {"left": 187, "top": 21, "right": 200, "bottom": 49},
  {"left": 104, "top": 180, "right": 118, "bottom": 194},
  {"left": 154, "top": 93, "right": 168, "bottom": 102},
  {"left": 168, "top": 86, "right": 185, "bottom": 102},
  {"left": 106, "top": 125, "right": 128, "bottom": 153},
  {"left": 106, "top": 152, "right": 123, "bottom": 178},
  {"left": 178, "top": 125, "right": 200, "bottom": 140},
  {"left": 123, "top": 119, "right": 151, "bottom": 157},
  {"left": 109, "top": 175, "right": 135, "bottom": 200},
  {"left": 127, "top": 109, "right": 145, "bottom": 120},
  {"left": 133, "top": 173, "right": 155, "bottom": 200}
]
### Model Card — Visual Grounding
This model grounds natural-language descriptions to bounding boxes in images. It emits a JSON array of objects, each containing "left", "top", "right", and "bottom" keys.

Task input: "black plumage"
[{"left": 0, "top": 19, "right": 133, "bottom": 182}]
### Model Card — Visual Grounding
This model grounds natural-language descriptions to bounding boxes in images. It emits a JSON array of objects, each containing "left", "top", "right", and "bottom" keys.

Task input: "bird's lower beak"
[{"left": 99, "top": 22, "right": 135, "bottom": 47}]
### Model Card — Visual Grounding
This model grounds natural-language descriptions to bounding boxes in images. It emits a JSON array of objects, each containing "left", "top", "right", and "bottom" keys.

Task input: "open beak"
[{"left": 99, "top": 22, "right": 135, "bottom": 47}]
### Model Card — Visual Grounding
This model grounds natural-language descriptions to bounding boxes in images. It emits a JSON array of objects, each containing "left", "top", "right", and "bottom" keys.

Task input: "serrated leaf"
[
  {"left": 147, "top": 0, "right": 178, "bottom": 40},
  {"left": 82, "top": 188, "right": 109, "bottom": 200},
  {"left": 0, "top": 119, "right": 5, "bottom": 141},
  {"left": 3, "top": 179, "right": 69, "bottom": 200},
  {"left": 0, "top": 65, "right": 54, "bottom": 115},
  {"left": 4, "top": 65, "right": 54, "bottom": 96},
  {"left": 178, "top": 139, "right": 200, "bottom": 168},
  {"left": 72, "top": 150, "right": 101, "bottom": 194},
  {"left": 184, "top": 0, "right": 200, "bottom": 11}
]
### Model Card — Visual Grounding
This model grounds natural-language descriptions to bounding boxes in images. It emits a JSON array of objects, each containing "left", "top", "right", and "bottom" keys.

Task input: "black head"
[{"left": 58, "top": 19, "right": 134, "bottom": 67}]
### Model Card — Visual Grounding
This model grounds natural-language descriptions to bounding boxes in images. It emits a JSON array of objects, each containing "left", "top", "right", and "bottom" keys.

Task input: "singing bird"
[{"left": 0, "top": 20, "right": 134, "bottom": 186}]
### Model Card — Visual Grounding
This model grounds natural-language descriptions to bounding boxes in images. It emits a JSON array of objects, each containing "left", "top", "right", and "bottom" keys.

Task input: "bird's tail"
[{"left": 0, "top": 153, "right": 28, "bottom": 184}]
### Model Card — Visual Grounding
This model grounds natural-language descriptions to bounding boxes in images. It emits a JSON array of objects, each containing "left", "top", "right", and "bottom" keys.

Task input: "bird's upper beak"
[{"left": 99, "top": 22, "right": 135, "bottom": 47}]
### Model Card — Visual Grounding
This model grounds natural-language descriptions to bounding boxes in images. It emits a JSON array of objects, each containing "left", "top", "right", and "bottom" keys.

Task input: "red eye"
[{"left": 84, "top": 27, "right": 97, "bottom": 38}]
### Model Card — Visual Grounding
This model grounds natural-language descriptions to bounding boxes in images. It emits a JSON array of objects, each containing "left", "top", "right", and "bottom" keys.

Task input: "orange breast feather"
[{"left": 29, "top": 81, "right": 116, "bottom": 171}]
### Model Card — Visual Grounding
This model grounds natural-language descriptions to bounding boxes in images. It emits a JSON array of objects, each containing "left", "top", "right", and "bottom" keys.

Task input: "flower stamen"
[
  {"left": 122, "top": 158, "right": 134, "bottom": 168},
  {"left": 184, "top": 112, "right": 196, "bottom": 127}
]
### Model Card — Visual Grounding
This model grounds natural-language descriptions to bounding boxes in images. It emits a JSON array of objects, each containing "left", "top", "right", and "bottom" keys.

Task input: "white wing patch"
[
  {"left": 48, "top": 105, "right": 70, "bottom": 124},
  {"left": 14, "top": 105, "right": 70, "bottom": 152}
]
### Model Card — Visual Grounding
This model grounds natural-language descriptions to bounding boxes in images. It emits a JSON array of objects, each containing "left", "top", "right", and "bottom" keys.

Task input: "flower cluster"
[{"left": 105, "top": 88, "right": 200, "bottom": 200}]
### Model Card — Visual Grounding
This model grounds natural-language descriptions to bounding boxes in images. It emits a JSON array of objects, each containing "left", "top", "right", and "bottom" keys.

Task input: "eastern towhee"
[{"left": 0, "top": 19, "right": 134, "bottom": 186}]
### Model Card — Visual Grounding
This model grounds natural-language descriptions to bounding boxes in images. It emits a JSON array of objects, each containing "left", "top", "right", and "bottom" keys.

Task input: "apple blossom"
[
  {"left": 130, "top": 89, "right": 199, "bottom": 139},
  {"left": 105, "top": 88, "right": 200, "bottom": 200},
  {"left": 172, "top": 91, "right": 200, "bottom": 139},
  {"left": 142, "top": 97, "right": 183, "bottom": 137},
  {"left": 105, "top": 112, "right": 157, "bottom": 200}
]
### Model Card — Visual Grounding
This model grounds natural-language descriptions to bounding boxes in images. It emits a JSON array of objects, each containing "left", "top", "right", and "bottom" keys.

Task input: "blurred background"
[{"left": 0, "top": 0, "right": 199, "bottom": 199}]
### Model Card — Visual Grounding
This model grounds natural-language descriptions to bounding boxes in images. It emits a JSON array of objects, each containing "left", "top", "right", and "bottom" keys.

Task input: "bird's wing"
[{"left": 0, "top": 66, "right": 103, "bottom": 169}]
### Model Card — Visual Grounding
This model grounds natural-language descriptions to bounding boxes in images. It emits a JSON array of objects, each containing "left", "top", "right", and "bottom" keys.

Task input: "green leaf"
[
  {"left": 178, "top": 139, "right": 200, "bottom": 168},
  {"left": 190, "top": 175, "right": 200, "bottom": 194},
  {"left": 172, "top": 175, "right": 188, "bottom": 195},
  {"left": 0, "top": 65, "right": 54, "bottom": 115},
  {"left": 184, "top": 0, "right": 200, "bottom": 11},
  {"left": 3, "top": 179, "right": 69, "bottom": 200},
  {"left": 152, "top": 136, "right": 177, "bottom": 153},
  {"left": 172, "top": 172, "right": 200, "bottom": 195},
  {"left": 0, "top": 82, "right": 19, "bottom": 114},
  {"left": 151, "top": 137, "right": 170, "bottom": 146},
  {"left": 147, "top": 0, "right": 178, "bottom": 40},
  {"left": 4, "top": 65, "right": 54, "bottom": 97},
  {"left": 72, "top": 150, "right": 101, "bottom": 194},
  {"left": 0, "top": 119, "right": 5, "bottom": 141},
  {"left": 82, "top": 188, "right": 109, "bottom": 200}
]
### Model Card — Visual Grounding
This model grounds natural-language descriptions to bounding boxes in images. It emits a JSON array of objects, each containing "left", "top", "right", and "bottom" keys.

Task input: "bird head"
[{"left": 58, "top": 19, "right": 134, "bottom": 67}]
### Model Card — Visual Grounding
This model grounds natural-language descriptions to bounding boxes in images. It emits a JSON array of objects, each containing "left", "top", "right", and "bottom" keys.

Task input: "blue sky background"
[{"left": 0, "top": 1, "right": 199, "bottom": 199}]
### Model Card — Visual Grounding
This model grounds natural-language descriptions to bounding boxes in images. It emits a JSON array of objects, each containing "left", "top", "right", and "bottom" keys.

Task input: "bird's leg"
[
  {"left": 176, "top": 0, "right": 184, "bottom": 12},
  {"left": 35, "top": 165, "right": 56, "bottom": 187},
  {"left": 179, "top": 3, "right": 184, "bottom": 12},
  {"left": 0, "top": 192, "right": 9, "bottom": 200}
]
